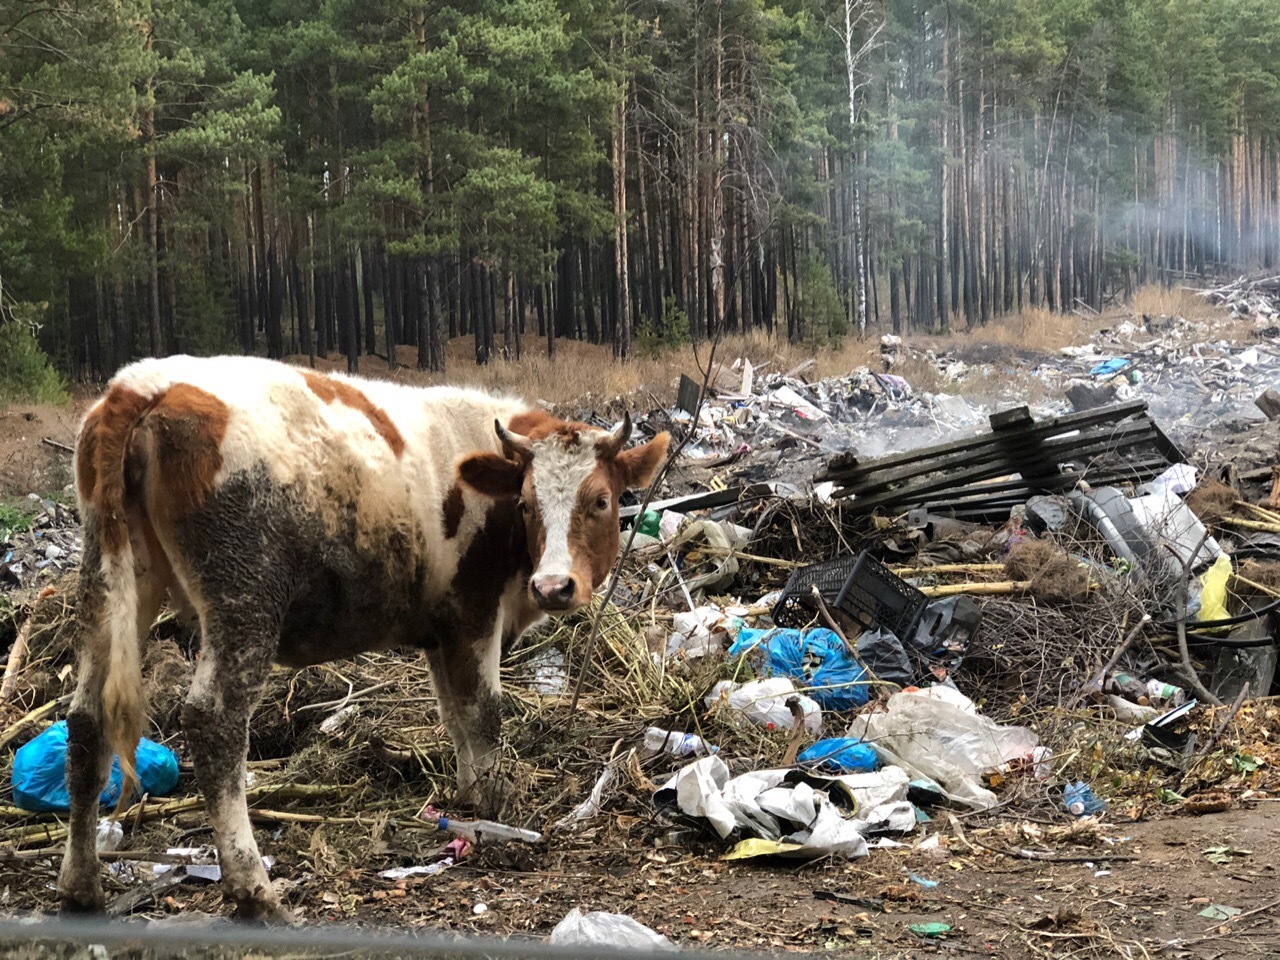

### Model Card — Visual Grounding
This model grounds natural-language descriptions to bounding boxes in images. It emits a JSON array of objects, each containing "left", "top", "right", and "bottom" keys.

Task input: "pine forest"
[{"left": 3, "top": 0, "right": 1280, "bottom": 376}]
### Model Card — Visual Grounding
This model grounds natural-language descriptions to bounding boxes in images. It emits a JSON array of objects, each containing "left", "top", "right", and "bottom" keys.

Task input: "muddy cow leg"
[
  {"left": 183, "top": 616, "right": 288, "bottom": 924},
  {"left": 427, "top": 624, "right": 504, "bottom": 816},
  {"left": 57, "top": 632, "right": 113, "bottom": 913},
  {"left": 59, "top": 541, "right": 167, "bottom": 913}
]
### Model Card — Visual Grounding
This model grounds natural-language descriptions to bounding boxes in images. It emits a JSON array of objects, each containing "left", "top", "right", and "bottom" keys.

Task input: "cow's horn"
[
  {"left": 597, "top": 412, "right": 631, "bottom": 457},
  {"left": 494, "top": 419, "right": 534, "bottom": 461}
]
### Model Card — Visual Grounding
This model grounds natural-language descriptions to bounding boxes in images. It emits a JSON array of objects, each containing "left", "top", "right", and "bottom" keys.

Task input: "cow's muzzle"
[{"left": 530, "top": 573, "right": 578, "bottom": 612}]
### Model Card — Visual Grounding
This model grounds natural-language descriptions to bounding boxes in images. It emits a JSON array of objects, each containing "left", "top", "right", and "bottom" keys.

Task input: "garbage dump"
[{"left": 3, "top": 291, "right": 1280, "bottom": 952}]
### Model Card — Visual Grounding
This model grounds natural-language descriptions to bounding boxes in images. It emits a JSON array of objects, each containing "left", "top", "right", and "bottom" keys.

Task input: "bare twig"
[
  {"left": 0, "top": 616, "right": 34, "bottom": 703},
  {"left": 972, "top": 838, "right": 1137, "bottom": 863},
  {"left": 40, "top": 437, "right": 73, "bottom": 455},
  {"left": 1165, "top": 534, "right": 1224, "bottom": 707},
  {"left": 809, "top": 586, "right": 892, "bottom": 692},
  {"left": 0, "top": 696, "right": 65, "bottom": 750},
  {"left": 1063, "top": 613, "right": 1152, "bottom": 710}
]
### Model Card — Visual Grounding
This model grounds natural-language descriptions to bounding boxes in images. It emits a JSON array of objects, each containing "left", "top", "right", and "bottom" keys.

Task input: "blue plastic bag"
[
  {"left": 12, "top": 720, "right": 179, "bottom": 813},
  {"left": 1090, "top": 358, "right": 1129, "bottom": 377},
  {"left": 797, "top": 737, "right": 880, "bottom": 773},
  {"left": 728, "top": 628, "right": 869, "bottom": 710}
]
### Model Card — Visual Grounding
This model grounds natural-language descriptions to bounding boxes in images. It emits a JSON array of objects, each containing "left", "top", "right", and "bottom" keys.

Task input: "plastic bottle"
[
  {"left": 424, "top": 816, "right": 543, "bottom": 844},
  {"left": 1145, "top": 679, "right": 1186, "bottom": 708},
  {"left": 643, "top": 727, "right": 718, "bottom": 757},
  {"left": 636, "top": 511, "right": 661, "bottom": 539},
  {"left": 1063, "top": 781, "right": 1107, "bottom": 818}
]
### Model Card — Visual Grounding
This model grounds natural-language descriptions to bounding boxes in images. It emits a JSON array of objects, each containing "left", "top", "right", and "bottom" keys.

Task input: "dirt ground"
[
  {"left": 3, "top": 798, "right": 1278, "bottom": 958},
  {"left": 0, "top": 402, "right": 81, "bottom": 499}
]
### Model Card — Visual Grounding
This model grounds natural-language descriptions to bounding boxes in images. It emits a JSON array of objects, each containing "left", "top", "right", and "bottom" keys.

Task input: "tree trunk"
[{"left": 141, "top": 28, "right": 163, "bottom": 358}]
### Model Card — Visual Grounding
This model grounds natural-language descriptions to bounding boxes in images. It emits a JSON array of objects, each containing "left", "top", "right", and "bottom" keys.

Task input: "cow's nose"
[{"left": 531, "top": 574, "right": 576, "bottom": 610}]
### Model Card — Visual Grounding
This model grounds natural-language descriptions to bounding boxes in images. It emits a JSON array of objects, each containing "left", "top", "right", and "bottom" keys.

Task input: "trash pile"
[
  {"left": 622, "top": 302, "right": 1279, "bottom": 505},
  {"left": 1197, "top": 273, "right": 1280, "bottom": 323},
  {"left": 1, "top": 291, "right": 1279, "bottom": 944},
  {"left": 1, "top": 492, "right": 81, "bottom": 592}
]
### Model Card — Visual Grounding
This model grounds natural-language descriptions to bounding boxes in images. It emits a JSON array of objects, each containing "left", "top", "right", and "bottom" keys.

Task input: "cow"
[{"left": 56, "top": 355, "right": 669, "bottom": 923}]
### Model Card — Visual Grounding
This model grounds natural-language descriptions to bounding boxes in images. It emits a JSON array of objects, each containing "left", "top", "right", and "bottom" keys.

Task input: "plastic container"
[
  {"left": 643, "top": 727, "right": 718, "bottom": 757},
  {"left": 773, "top": 550, "right": 927, "bottom": 642},
  {"left": 1145, "top": 679, "right": 1187, "bottom": 707},
  {"left": 96, "top": 819, "right": 123, "bottom": 853},
  {"left": 1063, "top": 781, "right": 1107, "bottom": 817},
  {"left": 636, "top": 510, "right": 661, "bottom": 539}
]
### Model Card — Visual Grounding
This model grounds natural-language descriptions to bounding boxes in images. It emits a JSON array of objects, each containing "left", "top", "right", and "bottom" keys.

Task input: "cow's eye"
[
  {"left": 595, "top": 495, "right": 609, "bottom": 511},
  {"left": 518, "top": 499, "right": 529, "bottom": 515}
]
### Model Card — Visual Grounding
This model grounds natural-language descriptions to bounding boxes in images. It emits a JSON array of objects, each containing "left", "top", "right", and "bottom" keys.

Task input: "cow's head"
[{"left": 457, "top": 413, "right": 669, "bottom": 613}]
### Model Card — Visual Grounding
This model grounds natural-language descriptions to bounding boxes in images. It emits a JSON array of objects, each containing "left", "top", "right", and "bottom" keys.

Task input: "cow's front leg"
[
  {"left": 427, "top": 623, "right": 504, "bottom": 817},
  {"left": 184, "top": 623, "right": 291, "bottom": 924}
]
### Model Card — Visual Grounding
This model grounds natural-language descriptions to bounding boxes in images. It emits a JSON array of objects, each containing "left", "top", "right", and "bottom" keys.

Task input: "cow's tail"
[{"left": 76, "top": 390, "right": 150, "bottom": 812}]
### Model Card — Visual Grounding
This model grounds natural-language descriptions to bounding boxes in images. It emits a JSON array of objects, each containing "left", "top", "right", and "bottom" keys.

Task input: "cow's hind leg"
[
  {"left": 184, "top": 615, "right": 288, "bottom": 924},
  {"left": 427, "top": 624, "right": 504, "bottom": 816},
  {"left": 57, "top": 619, "right": 113, "bottom": 913},
  {"left": 58, "top": 535, "right": 166, "bottom": 913}
]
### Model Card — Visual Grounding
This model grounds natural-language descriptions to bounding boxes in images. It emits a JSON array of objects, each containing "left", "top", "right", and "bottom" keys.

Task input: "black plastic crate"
[
  {"left": 770, "top": 556, "right": 853, "bottom": 629},
  {"left": 773, "top": 550, "right": 928, "bottom": 641}
]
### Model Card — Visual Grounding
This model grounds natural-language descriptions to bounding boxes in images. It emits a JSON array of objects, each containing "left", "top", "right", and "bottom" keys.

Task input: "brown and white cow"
[{"left": 57, "top": 355, "right": 668, "bottom": 922}]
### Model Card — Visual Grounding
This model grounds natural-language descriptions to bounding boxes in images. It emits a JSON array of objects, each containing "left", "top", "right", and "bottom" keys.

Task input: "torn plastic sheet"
[
  {"left": 728, "top": 628, "right": 869, "bottom": 710},
  {"left": 655, "top": 757, "right": 916, "bottom": 858},
  {"left": 154, "top": 851, "right": 275, "bottom": 883},
  {"left": 847, "top": 689, "right": 1037, "bottom": 811},
  {"left": 668, "top": 519, "right": 752, "bottom": 595},
  {"left": 549, "top": 908, "right": 679, "bottom": 951},
  {"left": 667, "top": 606, "right": 744, "bottom": 661},
  {"left": 553, "top": 759, "right": 619, "bottom": 831},
  {"left": 378, "top": 860, "right": 455, "bottom": 880},
  {"left": 767, "top": 385, "right": 827, "bottom": 421}
]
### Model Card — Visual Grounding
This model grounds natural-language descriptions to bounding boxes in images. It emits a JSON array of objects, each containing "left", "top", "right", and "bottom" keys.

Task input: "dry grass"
[
  {"left": 288, "top": 330, "right": 880, "bottom": 410},
  {"left": 1130, "top": 283, "right": 1222, "bottom": 321},
  {"left": 955, "top": 305, "right": 1100, "bottom": 352}
]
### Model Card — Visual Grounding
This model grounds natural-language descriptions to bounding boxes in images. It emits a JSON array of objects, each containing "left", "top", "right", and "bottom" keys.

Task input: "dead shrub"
[
  {"left": 1004, "top": 540, "right": 1090, "bottom": 604},
  {"left": 1186, "top": 480, "right": 1237, "bottom": 523}
]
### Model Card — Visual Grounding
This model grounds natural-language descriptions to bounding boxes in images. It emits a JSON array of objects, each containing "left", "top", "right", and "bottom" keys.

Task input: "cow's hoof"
[
  {"left": 231, "top": 898, "right": 296, "bottom": 926},
  {"left": 57, "top": 887, "right": 106, "bottom": 916},
  {"left": 454, "top": 780, "right": 502, "bottom": 820}
]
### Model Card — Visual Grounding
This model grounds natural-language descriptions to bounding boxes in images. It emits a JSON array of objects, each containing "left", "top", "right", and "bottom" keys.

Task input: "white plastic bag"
[
  {"left": 550, "top": 908, "right": 679, "bottom": 951},
  {"left": 667, "top": 606, "right": 741, "bottom": 660},
  {"left": 706, "top": 678, "right": 822, "bottom": 734},
  {"left": 96, "top": 819, "right": 123, "bottom": 853},
  {"left": 847, "top": 690, "right": 1037, "bottom": 811}
]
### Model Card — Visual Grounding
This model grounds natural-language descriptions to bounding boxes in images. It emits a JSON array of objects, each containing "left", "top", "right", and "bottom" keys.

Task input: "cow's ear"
[
  {"left": 458, "top": 452, "right": 524, "bottom": 497},
  {"left": 615, "top": 432, "right": 669, "bottom": 489}
]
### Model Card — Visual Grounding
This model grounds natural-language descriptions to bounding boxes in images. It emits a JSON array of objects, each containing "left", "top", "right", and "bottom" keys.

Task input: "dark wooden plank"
[
  {"left": 819, "top": 401, "right": 1152, "bottom": 488},
  {"left": 818, "top": 400, "right": 1150, "bottom": 485},
  {"left": 837, "top": 419, "right": 1161, "bottom": 502},
  {"left": 989, "top": 405, "right": 1034, "bottom": 430},
  {"left": 839, "top": 426, "right": 1168, "bottom": 513}
]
